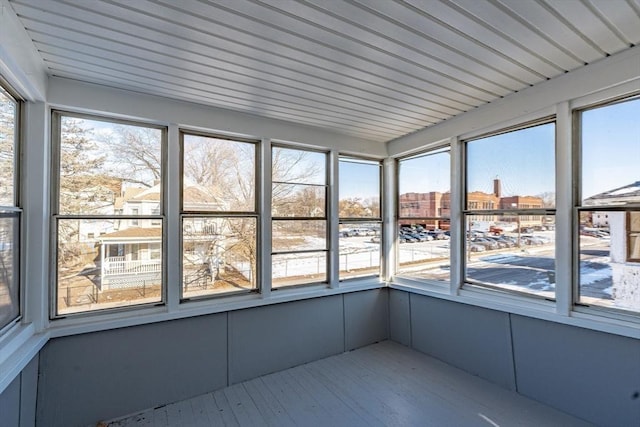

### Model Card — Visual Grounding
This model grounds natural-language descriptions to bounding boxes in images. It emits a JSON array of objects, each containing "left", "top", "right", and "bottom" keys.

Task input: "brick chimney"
[{"left": 493, "top": 178, "right": 501, "bottom": 198}]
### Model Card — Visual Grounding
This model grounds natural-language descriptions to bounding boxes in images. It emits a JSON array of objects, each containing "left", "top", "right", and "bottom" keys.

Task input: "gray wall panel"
[
  {"left": 0, "top": 375, "right": 20, "bottom": 427},
  {"left": 19, "top": 354, "right": 38, "bottom": 427},
  {"left": 344, "top": 289, "right": 389, "bottom": 351},
  {"left": 388, "top": 289, "right": 411, "bottom": 346},
  {"left": 409, "top": 294, "right": 516, "bottom": 390},
  {"left": 228, "top": 296, "right": 344, "bottom": 384},
  {"left": 511, "top": 315, "right": 640, "bottom": 427},
  {"left": 36, "top": 314, "right": 227, "bottom": 427}
]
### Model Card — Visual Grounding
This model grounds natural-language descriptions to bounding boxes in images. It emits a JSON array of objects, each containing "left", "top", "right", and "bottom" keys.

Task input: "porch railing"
[{"left": 103, "top": 258, "right": 162, "bottom": 275}]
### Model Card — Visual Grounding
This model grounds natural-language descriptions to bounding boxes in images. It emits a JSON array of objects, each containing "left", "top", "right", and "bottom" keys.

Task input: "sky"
[
  {"left": 339, "top": 158, "right": 380, "bottom": 200},
  {"left": 70, "top": 97, "right": 638, "bottom": 202},
  {"left": 396, "top": 96, "right": 638, "bottom": 200},
  {"left": 398, "top": 125, "right": 558, "bottom": 198},
  {"left": 581, "top": 97, "right": 639, "bottom": 199}
]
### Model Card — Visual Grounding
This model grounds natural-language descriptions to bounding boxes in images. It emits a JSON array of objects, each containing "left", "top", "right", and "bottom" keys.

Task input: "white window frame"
[
  {"left": 394, "top": 145, "right": 451, "bottom": 287},
  {"left": 270, "top": 144, "right": 330, "bottom": 290},
  {"left": 50, "top": 111, "right": 167, "bottom": 319},
  {"left": 179, "top": 129, "right": 260, "bottom": 302},
  {"left": 0, "top": 80, "right": 22, "bottom": 335},
  {"left": 461, "top": 118, "right": 557, "bottom": 300},
  {"left": 338, "top": 155, "right": 383, "bottom": 281},
  {"left": 572, "top": 93, "right": 640, "bottom": 320}
]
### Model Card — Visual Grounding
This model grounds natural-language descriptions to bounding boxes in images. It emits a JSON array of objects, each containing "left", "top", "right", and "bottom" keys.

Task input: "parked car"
[
  {"left": 468, "top": 243, "right": 486, "bottom": 252},
  {"left": 472, "top": 237, "right": 499, "bottom": 250}
]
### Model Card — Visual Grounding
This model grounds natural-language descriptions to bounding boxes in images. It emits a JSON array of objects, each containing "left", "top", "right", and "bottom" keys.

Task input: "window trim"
[
  {"left": 0, "top": 80, "right": 22, "bottom": 334},
  {"left": 395, "top": 144, "right": 452, "bottom": 285},
  {"left": 50, "top": 110, "right": 168, "bottom": 319},
  {"left": 461, "top": 118, "right": 557, "bottom": 298},
  {"left": 573, "top": 93, "right": 640, "bottom": 318},
  {"left": 179, "top": 130, "right": 261, "bottom": 301},
  {"left": 271, "top": 144, "right": 330, "bottom": 289},
  {"left": 338, "top": 155, "right": 383, "bottom": 281}
]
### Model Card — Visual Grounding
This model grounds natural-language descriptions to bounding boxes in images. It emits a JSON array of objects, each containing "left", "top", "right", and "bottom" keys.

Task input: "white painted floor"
[{"left": 104, "top": 341, "right": 592, "bottom": 426}]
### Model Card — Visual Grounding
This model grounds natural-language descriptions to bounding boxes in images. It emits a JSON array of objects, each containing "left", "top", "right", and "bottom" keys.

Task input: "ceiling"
[{"left": 8, "top": 0, "right": 640, "bottom": 143}]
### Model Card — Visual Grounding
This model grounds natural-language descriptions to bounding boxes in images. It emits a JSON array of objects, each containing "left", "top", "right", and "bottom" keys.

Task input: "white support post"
[
  {"left": 555, "top": 102, "right": 572, "bottom": 316},
  {"left": 260, "top": 138, "right": 272, "bottom": 298},
  {"left": 165, "top": 124, "right": 180, "bottom": 311},
  {"left": 329, "top": 150, "right": 339, "bottom": 288},
  {"left": 22, "top": 101, "right": 49, "bottom": 331},
  {"left": 382, "top": 158, "right": 396, "bottom": 282},
  {"left": 449, "top": 137, "right": 463, "bottom": 296}
]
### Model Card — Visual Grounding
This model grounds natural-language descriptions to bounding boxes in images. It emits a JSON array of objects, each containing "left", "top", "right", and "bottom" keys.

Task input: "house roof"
[
  {"left": 584, "top": 181, "right": 640, "bottom": 206},
  {"left": 98, "top": 227, "right": 162, "bottom": 241}
]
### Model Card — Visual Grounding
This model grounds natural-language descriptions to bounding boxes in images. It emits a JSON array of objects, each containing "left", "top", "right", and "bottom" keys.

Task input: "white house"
[{"left": 585, "top": 181, "right": 640, "bottom": 310}]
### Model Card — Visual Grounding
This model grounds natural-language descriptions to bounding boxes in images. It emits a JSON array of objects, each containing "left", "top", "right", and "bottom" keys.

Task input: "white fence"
[{"left": 103, "top": 258, "right": 162, "bottom": 275}]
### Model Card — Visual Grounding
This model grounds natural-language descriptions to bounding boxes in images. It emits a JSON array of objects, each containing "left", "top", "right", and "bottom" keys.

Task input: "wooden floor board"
[{"left": 105, "top": 341, "right": 593, "bottom": 426}]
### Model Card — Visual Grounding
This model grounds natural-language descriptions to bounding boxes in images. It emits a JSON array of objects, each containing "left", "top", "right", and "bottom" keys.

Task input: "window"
[
  {"left": 396, "top": 148, "right": 451, "bottom": 283},
  {"left": 577, "top": 95, "right": 640, "bottom": 313},
  {"left": 272, "top": 146, "right": 327, "bottom": 288},
  {"left": 464, "top": 121, "right": 556, "bottom": 299},
  {"left": 0, "top": 83, "right": 20, "bottom": 331},
  {"left": 339, "top": 157, "right": 382, "bottom": 280},
  {"left": 52, "top": 113, "right": 165, "bottom": 316},
  {"left": 181, "top": 132, "right": 258, "bottom": 299}
]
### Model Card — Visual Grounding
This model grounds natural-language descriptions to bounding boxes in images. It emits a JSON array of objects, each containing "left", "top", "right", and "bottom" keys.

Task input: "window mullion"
[
  {"left": 329, "top": 150, "right": 339, "bottom": 288},
  {"left": 260, "top": 138, "right": 272, "bottom": 298},
  {"left": 166, "top": 124, "right": 180, "bottom": 312},
  {"left": 23, "top": 102, "right": 49, "bottom": 331},
  {"left": 555, "top": 101, "right": 572, "bottom": 316},
  {"left": 383, "top": 158, "right": 395, "bottom": 282},
  {"left": 450, "top": 137, "right": 463, "bottom": 295}
]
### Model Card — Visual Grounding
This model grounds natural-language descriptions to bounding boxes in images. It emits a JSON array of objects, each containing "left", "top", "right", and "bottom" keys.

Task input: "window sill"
[
  {"left": 48, "top": 279, "right": 386, "bottom": 339},
  {"left": 388, "top": 281, "right": 640, "bottom": 340}
]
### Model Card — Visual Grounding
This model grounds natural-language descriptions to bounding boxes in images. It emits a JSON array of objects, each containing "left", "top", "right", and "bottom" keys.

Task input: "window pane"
[
  {"left": 272, "top": 183, "right": 325, "bottom": 217},
  {"left": 59, "top": 116, "right": 162, "bottom": 215},
  {"left": 182, "top": 217, "right": 256, "bottom": 299},
  {"left": 399, "top": 150, "right": 450, "bottom": 218},
  {"left": 464, "top": 214, "right": 556, "bottom": 298},
  {"left": 398, "top": 149, "right": 451, "bottom": 282},
  {"left": 467, "top": 123, "right": 555, "bottom": 210},
  {"left": 578, "top": 209, "right": 640, "bottom": 312},
  {"left": 272, "top": 220, "right": 326, "bottom": 252},
  {"left": 339, "top": 223, "right": 380, "bottom": 279},
  {"left": 272, "top": 147, "right": 325, "bottom": 185},
  {"left": 183, "top": 134, "right": 255, "bottom": 212},
  {"left": 581, "top": 97, "right": 640, "bottom": 205},
  {"left": 0, "top": 88, "right": 17, "bottom": 206},
  {"left": 0, "top": 212, "right": 19, "bottom": 329},
  {"left": 56, "top": 219, "right": 162, "bottom": 315},
  {"left": 339, "top": 159, "right": 380, "bottom": 218},
  {"left": 397, "top": 222, "right": 451, "bottom": 282},
  {"left": 272, "top": 252, "right": 327, "bottom": 288}
]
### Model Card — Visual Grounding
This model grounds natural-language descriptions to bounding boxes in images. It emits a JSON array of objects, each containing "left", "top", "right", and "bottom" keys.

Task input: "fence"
[{"left": 103, "top": 258, "right": 162, "bottom": 275}]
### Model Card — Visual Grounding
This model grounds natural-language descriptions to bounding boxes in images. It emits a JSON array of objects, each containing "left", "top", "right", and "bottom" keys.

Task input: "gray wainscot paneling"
[
  {"left": 388, "top": 289, "right": 411, "bottom": 346},
  {"left": 511, "top": 315, "right": 640, "bottom": 427},
  {"left": 344, "top": 289, "right": 389, "bottom": 351},
  {"left": 0, "top": 354, "right": 38, "bottom": 427},
  {"left": 19, "top": 355, "right": 38, "bottom": 427},
  {"left": 36, "top": 314, "right": 227, "bottom": 427},
  {"left": 0, "top": 375, "right": 20, "bottom": 427},
  {"left": 228, "top": 295, "right": 344, "bottom": 384},
  {"left": 409, "top": 294, "right": 516, "bottom": 390}
]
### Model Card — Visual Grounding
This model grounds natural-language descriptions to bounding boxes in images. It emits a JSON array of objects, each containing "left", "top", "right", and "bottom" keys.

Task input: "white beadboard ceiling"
[{"left": 8, "top": 0, "right": 640, "bottom": 143}]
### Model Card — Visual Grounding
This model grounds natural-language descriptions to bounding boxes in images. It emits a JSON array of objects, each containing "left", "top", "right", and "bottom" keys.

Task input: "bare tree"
[
  {"left": 0, "top": 93, "right": 16, "bottom": 206},
  {"left": 271, "top": 147, "right": 323, "bottom": 216},
  {"left": 98, "top": 125, "right": 162, "bottom": 188}
]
